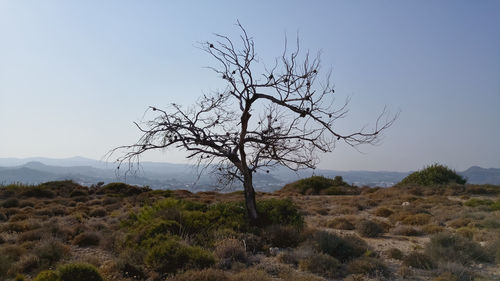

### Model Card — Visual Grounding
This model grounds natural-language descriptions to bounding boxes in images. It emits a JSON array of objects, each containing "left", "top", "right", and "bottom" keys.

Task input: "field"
[{"left": 1, "top": 179, "right": 499, "bottom": 281}]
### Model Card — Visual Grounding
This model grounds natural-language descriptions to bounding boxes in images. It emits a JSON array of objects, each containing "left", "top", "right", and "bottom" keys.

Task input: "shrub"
[
  {"left": 10, "top": 254, "right": 40, "bottom": 274},
  {"left": 214, "top": 238, "right": 247, "bottom": 267},
  {"left": 385, "top": 248, "right": 403, "bottom": 260},
  {"left": 2, "top": 198, "right": 19, "bottom": 208},
  {"left": 374, "top": 207, "right": 394, "bottom": 217},
  {"left": 33, "top": 270, "right": 59, "bottom": 281},
  {"left": 89, "top": 208, "right": 107, "bottom": 217},
  {"left": 314, "top": 231, "right": 369, "bottom": 262},
  {"left": 298, "top": 252, "right": 341, "bottom": 278},
  {"left": 346, "top": 256, "right": 390, "bottom": 277},
  {"left": 57, "top": 263, "right": 103, "bottom": 281},
  {"left": 34, "top": 239, "right": 69, "bottom": 266},
  {"left": 256, "top": 199, "right": 304, "bottom": 228},
  {"left": 421, "top": 224, "right": 444, "bottom": 234},
  {"left": 485, "top": 238, "right": 500, "bottom": 264},
  {"left": 326, "top": 217, "right": 355, "bottom": 230},
  {"left": 73, "top": 232, "right": 100, "bottom": 247},
  {"left": 402, "top": 252, "right": 436, "bottom": 270},
  {"left": 70, "top": 189, "right": 88, "bottom": 197},
  {"left": 356, "top": 220, "right": 384, "bottom": 237},
  {"left": 425, "top": 232, "right": 491, "bottom": 264},
  {"left": 231, "top": 268, "right": 273, "bottom": 281},
  {"left": 391, "top": 226, "right": 423, "bottom": 236},
  {"left": 144, "top": 235, "right": 214, "bottom": 273},
  {"left": 401, "top": 213, "right": 432, "bottom": 225},
  {"left": 397, "top": 164, "right": 466, "bottom": 186},
  {"left": 167, "top": 268, "right": 229, "bottom": 281},
  {"left": 20, "top": 187, "right": 54, "bottom": 198},
  {"left": 281, "top": 175, "right": 357, "bottom": 195},
  {"left": 18, "top": 229, "right": 45, "bottom": 242},
  {"left": 464, "top": 198, "right": 493, "bottom": 208},
  {"left": 263, "top": 224, "right": 302, "bottom": 248}
]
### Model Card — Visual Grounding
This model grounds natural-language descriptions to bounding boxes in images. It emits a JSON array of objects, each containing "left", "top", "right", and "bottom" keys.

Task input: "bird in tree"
[{"left": 109, "top": 22, "right": 398, "bottom": 224}]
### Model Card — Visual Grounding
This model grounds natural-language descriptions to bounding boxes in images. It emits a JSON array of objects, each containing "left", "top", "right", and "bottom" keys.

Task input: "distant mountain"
[
  {"left": 0, "top": 157, "right": 498, "bottom": 191},
  {"left": 460, "top": 166, "right": 500, "bottom": 185}
]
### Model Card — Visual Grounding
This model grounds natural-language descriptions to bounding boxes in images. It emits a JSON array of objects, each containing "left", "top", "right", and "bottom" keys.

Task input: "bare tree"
[{"left": 110, "top": 23, "right": 397, "bottom": 224}]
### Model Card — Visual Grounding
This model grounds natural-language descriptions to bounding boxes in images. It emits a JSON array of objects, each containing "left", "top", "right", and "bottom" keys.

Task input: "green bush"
[
  {"left": 314, "top": 231, "right": 369, "bottom": 262},
  {"left": 256, "top": 198, "right": 304, "bottom": 228},
  {"left": 99, "top": 182, "right": 150, "bottom": 196},
  {"left": 356, "top": 220, "right": 384, "bottom": 237},
  {"left": 298, "top": 252, "right": 340, "bottom": 278},
  {"left": 144, "top": 236, "right": 214, "bottom": 273},
  {"left": 281, "top": 175, "right": 357, "bottom": 195},
  {"left": 57, "top": 263, "right": 103, "bottom": 281},
  {"left": 425, "top": 232, "right": 491, "bottom": 264},
  {"left": 464, "top": 198, "right": 494, "bottom": 207},
  {"left": 398, "top": 164, "right": 466, "bottom": 186},
  {"left": 33, "top": 270, "right": 59, "bottom": 281}
]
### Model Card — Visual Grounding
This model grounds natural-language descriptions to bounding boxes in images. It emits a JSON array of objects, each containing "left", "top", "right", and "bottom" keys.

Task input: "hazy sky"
[{"left": 1, "top": 1, "right": 499, "bottom": 172}]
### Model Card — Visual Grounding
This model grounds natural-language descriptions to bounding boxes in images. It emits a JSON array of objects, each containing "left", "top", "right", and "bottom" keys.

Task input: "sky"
[{"left": 0, "top": 0, "right": 499, "bottom": 172}]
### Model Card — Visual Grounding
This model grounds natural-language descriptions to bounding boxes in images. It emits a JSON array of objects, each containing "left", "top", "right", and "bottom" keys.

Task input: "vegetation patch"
[
  {"left": 280, "top": 176, "right": 359, "bottom": 195},
  {"left": 397, "top": 164, "right": 466, "bottom": 186}
]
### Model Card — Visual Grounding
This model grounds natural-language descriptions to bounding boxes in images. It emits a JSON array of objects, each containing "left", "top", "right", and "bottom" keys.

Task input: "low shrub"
[
  {"left": 385, "top": 248, "right": 403, "bottom": 260},
  {"left": 263, "top": 224, "right": 302, "bottom": 248},
  {"left": 425, "top": 232, "right": 491, "bottom": 264},
  {"left": 464, "top": 198, "right": 493, "bottom": 208},
  {"left": 10, "top": 254, "right": 40, "bottom": 274},
  {"left": 34, "top": 239, "right": 70, "bottom": 266},
  {"left": 448, "top": 218, "right": 471, "bottom": 228},
  {"left": 58, "top": 263, "right": 103, "bottom": 281},
  {"left": 401, "top": 213, "right": 432, "bottom": 225},
  {"left": 314, "top": 231, "right": 369, "bottom": 262},
  {"left": 231, "top": 268, "right": 273, "bottom": 281},
  {"left": 402, "top": 252, "right": 436, "bottom": 270},
  {"left": 281, "top": 175, "right": 358, "bottom": 195},
  {"left": 391, "top": 226, "right": 423, "bottom": 236},
  {"left": 2, "top": 198, "right": 19, "bottom": 208},
  {"left": 326, "top": 217, "right": 355, "bottom": 230},
  {"left": 374, "top": 207, "right": 394, "bottom": 217},
  {"left": 356, "top": 220, "right": 384, "bottom": 237},
  {"left": 33, "top": 270, "right": 59, "bottom": 281},
  {"left": 20, "top": 187, "right": 54, "bottom": 198},
  {"left": 346, "top": 256, "right": 390, "bottom": 277},
  {"left": 421, "top": 224, "right": 444, "bottom": 234},
  {"left": 167, "top": 268, "right": 229, "bottom": 281},
  {"left": 144, "top": 235, "right": 214, "bottom": 274},
  {"left": 298, "top": 252, "right": 341, "bottom": 278},
  {"left": 89, "top": 208, "right": 107, "bottom": 217},
  {"left": 73, "top": 232, "right": 100, "bottom": 247},
  {"left": 214, "top": 238, "right": 247, "bottom": 267}
]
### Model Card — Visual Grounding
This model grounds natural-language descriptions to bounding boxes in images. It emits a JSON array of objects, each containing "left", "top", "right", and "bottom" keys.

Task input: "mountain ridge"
[{"left": 0, "top": 157, "right": 499, "bottom": 190}]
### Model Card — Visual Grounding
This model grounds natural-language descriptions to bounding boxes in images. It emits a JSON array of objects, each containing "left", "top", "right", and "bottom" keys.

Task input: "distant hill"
[
  {"left": 0, "top": 157, "right": 499, "bottom": 190},
  {"left": 460, "top": 166, "right": 500, "bottom": 185}
]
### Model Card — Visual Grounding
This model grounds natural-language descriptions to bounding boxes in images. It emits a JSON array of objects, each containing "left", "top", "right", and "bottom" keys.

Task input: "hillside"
[{"left": 1, "top": 180, "right": 499, "bottom": 280}]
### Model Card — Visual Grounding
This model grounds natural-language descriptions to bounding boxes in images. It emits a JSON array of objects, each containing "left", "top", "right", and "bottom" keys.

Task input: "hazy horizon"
[{"left": 1, "top": 1, "right": 499, "bottom": 172}]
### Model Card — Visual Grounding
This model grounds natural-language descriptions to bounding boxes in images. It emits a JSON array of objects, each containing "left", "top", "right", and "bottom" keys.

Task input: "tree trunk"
[{"left": 242, "top": 170, "right": 258, "bottom": 224}]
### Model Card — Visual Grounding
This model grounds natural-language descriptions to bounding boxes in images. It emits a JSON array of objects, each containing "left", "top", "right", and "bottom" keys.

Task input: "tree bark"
[{"left": 242, "top": 169, "right": 258, "bottom": 224}]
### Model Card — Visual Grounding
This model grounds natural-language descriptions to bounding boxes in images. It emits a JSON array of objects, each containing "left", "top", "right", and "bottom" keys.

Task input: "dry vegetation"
[{"left": 1, "top": 177, "right": 500, "bottom": 281}]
